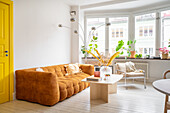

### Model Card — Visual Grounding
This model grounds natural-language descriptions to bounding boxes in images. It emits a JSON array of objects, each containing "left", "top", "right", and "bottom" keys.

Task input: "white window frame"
[
  {"left": 157, "top": 8, "right": 170, "bottom": 49},
  {"left": 85, "top": 14, "right": 130, "bottom": 55},
  {"left": 133, "top": 12, "right": 157, "bottom": 56}
]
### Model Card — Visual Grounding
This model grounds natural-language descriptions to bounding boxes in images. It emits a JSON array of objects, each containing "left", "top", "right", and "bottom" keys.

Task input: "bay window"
[
  {"left": 135, "top": 13, "right": 156, "bottom": 56},
  {"left": 109, "top": 17, "right": 128, "bottom": 55},
  {"left": 85, "top": 8, "right": 170, "bottom": 59},
  {"left": 161, "top": 10, "right": 170, "bottom": 48}
]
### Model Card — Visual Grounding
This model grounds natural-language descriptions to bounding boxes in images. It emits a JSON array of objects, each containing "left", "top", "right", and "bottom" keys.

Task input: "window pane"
[
  {"left": 87, "top": 18, "right": 105, "bottom": 55},
  {"left": 109, "top": 17, "right": 128, "bottom": 55},
  {"left": 161, "top": 10, "right": 170, "bottom": 48},
  {"left": 135, "top": 13, "right": 156, "bottom": 56}
]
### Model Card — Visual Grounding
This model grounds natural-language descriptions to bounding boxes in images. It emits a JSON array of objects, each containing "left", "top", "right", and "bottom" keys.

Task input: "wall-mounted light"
[
  {"left": 91, "top": 22, "right": 111, "bottom": 31},
  {"left": 58, "top": 24, "right": 70, "bottom": 29},
  {"left": 70, "top": 18, "right": 76, "bottom": 22},
  {"left": 70, "top": 11, "right": 76, "bottom": 16}
]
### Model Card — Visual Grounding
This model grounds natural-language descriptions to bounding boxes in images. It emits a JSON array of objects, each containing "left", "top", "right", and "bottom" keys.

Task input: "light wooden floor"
[{"left": 0, "top": 82, "right": 169, "bottom": 113}]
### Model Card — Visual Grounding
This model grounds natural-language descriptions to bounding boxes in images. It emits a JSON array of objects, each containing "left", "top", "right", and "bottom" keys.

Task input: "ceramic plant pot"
[
  {"left": 130, "top": 51, "right": 136, "bottom": 58},
  {"left": 162, "top": 53, "right": 169, "bottom": 59}
]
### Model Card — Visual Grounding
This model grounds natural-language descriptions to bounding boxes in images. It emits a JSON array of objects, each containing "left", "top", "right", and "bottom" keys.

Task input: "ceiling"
[{"left": 64, "top": 0, "right": 170, "bottom": 11}]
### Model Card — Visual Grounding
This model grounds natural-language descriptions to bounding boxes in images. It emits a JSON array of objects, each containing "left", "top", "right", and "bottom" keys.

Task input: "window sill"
[{"left": 82, "top": 57, "right": 170, "bottom": 60}]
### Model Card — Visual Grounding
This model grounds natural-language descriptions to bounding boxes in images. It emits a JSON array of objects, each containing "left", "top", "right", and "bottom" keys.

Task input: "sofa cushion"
[
  {"left": 125, "top": 72, "right": 144, "bottom": 77},
  {"left": 65, "top": 63, "right": 81, "bottom": 75},
  {"left": 41, "top": 65, "right": 66, "bottom": 77}
]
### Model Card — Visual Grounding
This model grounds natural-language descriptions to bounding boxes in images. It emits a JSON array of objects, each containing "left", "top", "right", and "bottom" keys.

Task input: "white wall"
[
  {"left": 14, "top": 0, "right": 71, "bottom": 69},
  {"left": 71, "top": 6, "right": 80, "bottom": 63}
]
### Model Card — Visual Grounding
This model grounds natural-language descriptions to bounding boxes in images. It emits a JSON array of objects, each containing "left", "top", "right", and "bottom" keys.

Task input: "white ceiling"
[
  {"left": 64, "top": 0, "right": 112, "bottom": 6},
  {"left": 64, "top": 0, "right": 170, "bottom": 11}
]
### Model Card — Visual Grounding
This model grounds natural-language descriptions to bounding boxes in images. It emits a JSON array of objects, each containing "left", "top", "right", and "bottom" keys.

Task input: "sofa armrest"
[
  {"left": 79, "top": 64, "right": 94, "bottom": 76},
  {"left": 16, "top": 70, "right": 60, "bottom": 106}
]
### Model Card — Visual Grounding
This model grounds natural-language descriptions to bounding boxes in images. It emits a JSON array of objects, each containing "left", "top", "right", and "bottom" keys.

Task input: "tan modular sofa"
[{"left": 16, "top": 64, "right": 94, "bottom": 106}]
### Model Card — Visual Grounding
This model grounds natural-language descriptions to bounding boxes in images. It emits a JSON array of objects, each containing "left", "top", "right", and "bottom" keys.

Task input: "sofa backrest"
[
  {"left": 19, "top": 64, "right": 68, "bottom": 77},
  {"left": 17, "top": 64, "right": 95, "bottom": 77},
  {"left": 41, "top": 65, "right": 67, "bottom": 77}
]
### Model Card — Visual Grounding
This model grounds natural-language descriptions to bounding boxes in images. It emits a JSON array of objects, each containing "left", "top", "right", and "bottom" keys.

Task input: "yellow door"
[{"left": 0, "top": 2, "right": 10, "bottom": 104}]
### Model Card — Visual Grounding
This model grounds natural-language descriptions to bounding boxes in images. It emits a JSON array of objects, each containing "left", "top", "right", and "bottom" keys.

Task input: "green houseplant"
[
  {"left": 81, "top": 36, "right": 98, "bottom": 57},
  {"left": 135, "top": 54, "right": 142, "bottom": 58},
  {"left": 88, "top": 36, "right": 98, "bottom": 53},
  {"left": 124, "top": 40, "right": 136, "bottom": 58}
]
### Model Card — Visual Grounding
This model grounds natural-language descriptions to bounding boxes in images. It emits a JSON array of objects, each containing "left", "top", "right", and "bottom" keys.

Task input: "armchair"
[{"left": 115, "top": 62, "right": 146, "bottom": 89}]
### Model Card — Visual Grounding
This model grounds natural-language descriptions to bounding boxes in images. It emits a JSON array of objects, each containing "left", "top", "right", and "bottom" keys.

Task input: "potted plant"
[
  {"left": 135, "top": 54, "right": 142, "bottom": 58},
  {"left": 159, "top": 47, "right": 169, "bottom": 59},
  {"left": 124, "top": 40, "right": 136, "bottom": 58}
]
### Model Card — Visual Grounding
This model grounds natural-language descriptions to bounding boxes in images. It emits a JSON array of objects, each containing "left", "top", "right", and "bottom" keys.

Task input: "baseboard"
[{"left": 13, "top": 92, "right": 16, "bottom": 100}]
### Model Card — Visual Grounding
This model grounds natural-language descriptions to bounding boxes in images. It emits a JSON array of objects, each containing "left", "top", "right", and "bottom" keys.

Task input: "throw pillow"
[
  {"left": 65, "top": 63, "right": 81, "bottom": 75},
  {"left": 36, "top": 67, "right": 44, "bottom": 72},
  {"left": 116, "top": 63, "right": 126, "bottom": 74},
  {"left": 126, "top": 61, "right": 136, "bottom": 72}
]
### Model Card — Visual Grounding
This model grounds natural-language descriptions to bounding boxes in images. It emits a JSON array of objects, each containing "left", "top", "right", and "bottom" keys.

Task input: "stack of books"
[{"left": 86, "top": 76, "right": 101, "bottom": 81}]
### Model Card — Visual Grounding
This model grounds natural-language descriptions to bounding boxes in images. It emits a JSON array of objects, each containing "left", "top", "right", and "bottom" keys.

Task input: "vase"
[
  {"left": 130, "top": 51, "right": 136, "bottom": 58},
  {"left": 100, "top": 66, "right": 112, "bottom": 80},
  {"left": 162, "top": 53, "right": 169, "bottom": 59}
]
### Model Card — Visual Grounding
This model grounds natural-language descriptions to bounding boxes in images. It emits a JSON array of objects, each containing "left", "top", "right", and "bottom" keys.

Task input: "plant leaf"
[
  {"left": 116, "top": 40, "right": 124, "bottom": 51},
  {"left": 128, "top": 52, "right": 131, "bottom": 57},
  {"left": 107, "top": 52, "right": 120, "bottom": 66},
  {"left": 120, "top": 51, "right": 124, "bottom": 55},
  {"left": 134, "top": 40, "right": 136, "bottom": 44},
  {"left": 89, "top": 44, "right": 92, "bottom": 46},
  {"left": 127, "top": 41, "right": 129, "bottom": 45},
  {"left": 130, "top": 40, "right": 133, "bottom": 44},
  {"left": 95, "top": 44, "right": 98, "bottom": 48},
  {"left": 84, "top": 50, "right": 100, "bottom": 61},
  {"left": 93, "top": 36, "right": 95, "bottom": 40},
  {"left": 94, "top": 37, "right": 98, "bottom": 40}
]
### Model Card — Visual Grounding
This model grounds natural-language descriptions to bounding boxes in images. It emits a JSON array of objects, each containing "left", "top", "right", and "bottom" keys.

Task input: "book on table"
[{"left": 86, "top": 76, "right": 101, "bottom": 81}]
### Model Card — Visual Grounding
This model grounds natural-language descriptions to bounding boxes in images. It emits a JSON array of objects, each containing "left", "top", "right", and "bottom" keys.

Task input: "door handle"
[{"left": 5, "top": 51, "right": 8, "bottom": 53}]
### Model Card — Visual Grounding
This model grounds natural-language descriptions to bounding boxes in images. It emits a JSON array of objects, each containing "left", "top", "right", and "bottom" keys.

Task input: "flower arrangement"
[
  {"left": 159, "top": 47, "right": 169, "bottom": 54},
  {"left": 84, "top": 40, "right": 124, "bottom": 66},
  {"left": 84, "top": 49, "right": 120, "bottom": 66}
]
